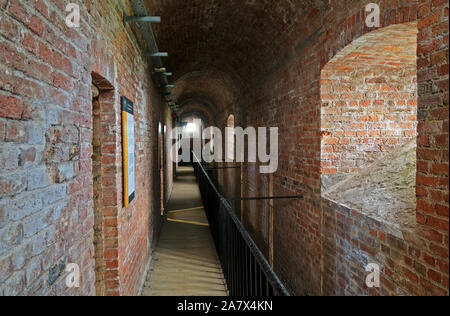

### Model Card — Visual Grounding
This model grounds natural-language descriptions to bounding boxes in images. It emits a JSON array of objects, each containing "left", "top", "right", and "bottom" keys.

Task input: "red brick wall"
[
  {"left": 321, "top": 23, "right": 418, "bottom": 185},
  {"left": 0, "top": 0, "right": 171, "bottom": 296},
  {"left": 322, "top": 198, "right": 441, "bottom": 296},
  {"left": 238, "top": 0, "right": 448, "bottom": 296},
  {"left": 1, "top": 0, "right": 445, "bottom": 297},
  {"left": 241, "top": 165, "right": 271, "bottom": 258},
  {"left": 415, "top": 0, "right": 449, "bottom": 296},
  {"left": 319, "top": 0, "right": 449, "bottom": 297}
]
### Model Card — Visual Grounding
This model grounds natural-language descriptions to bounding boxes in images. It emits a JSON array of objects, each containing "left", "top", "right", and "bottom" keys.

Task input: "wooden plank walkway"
[{"left": 142, "top": 167, "right": 228, "bottom": 296}]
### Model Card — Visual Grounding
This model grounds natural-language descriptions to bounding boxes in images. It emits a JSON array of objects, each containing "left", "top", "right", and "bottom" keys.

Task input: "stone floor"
[
  {"left": 142, "top": 167, "right": 228, "bottom": 296},
  {"left": 323, "top": 139, "right": 417, "bottom": 231}
]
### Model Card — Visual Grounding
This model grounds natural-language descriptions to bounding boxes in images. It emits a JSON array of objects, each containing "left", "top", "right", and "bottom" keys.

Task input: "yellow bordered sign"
[{"left": 121, "top": 96, "right": 135, "bottom": 207}]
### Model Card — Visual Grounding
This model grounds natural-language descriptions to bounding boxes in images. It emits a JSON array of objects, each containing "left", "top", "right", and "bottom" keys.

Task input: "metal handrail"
[{"left": 193, "top": 153, "right": 290, "bottom": 296}]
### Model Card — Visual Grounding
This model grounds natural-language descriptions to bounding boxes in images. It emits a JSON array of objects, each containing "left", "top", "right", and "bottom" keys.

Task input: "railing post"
[
  {"left": 240, "top": 162, "right": 244, "bottom": 223},
  {"left": 269, "top": 173, "right": 274, "bottom": 268}
]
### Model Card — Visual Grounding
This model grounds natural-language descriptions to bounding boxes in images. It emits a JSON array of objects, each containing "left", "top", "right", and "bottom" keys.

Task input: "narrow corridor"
[
  {"left": 142, "top": 167, "right": 228, "bottom": 296},
  {"left": 0, "top": 0, "right": 447, "bottom": 298}
]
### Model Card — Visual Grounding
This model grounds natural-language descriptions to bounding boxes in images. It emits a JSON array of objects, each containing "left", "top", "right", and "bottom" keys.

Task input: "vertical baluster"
[
  {"left": 250, "top": 254, "right": 255, "bottom": 296},
  {"left": 238, "top": 234, "right": 241, "bottom": 296},
  {"left": 240, "top": 235, "right": 244, "bottom": 296},
  {"left": 231, "top": 218, "right": 234, "bottom": 295},
  {"left": 254, "top": 256, "right": 258, "bottom": 297},
  {"left": 236, "top": 228, "right": 240, "bottom": 296},
  {"left": 231, "top": 222, "right": 235, "bottom": 296},
  {"left": 226, "top": 215, "right": 230, "bottom": 289},
  {"left": 259, "top": 266, "right": 263, "bottom": 296},
  {"left": 234, "top": 226, "right": 237, "bottom": 296},
  {"left": 269, "top": 283, "right": 274, "bottom": 297},
  {"left": 244, "top": 244, "right": 248, "bottom": 296},
  {"left": 237, "top": 229, "right": 240, "bottom": 296},
  {"left": 229, "top": 216, "right": 233, "bottom": 293},
  {"left": 248, "top": 252, "right": 251, "bottom": 296}
]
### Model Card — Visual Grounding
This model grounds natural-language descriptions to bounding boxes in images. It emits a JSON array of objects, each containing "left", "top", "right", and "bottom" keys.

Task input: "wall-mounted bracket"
[
  {"left": 124, "top": 14, "right": 161, "bottom": 25},
  {"left": 144, "top": 52, "right": 168, "bottom": 57},
  {"left": 126, "top": 0, "right": 178, "bottom": 113}
]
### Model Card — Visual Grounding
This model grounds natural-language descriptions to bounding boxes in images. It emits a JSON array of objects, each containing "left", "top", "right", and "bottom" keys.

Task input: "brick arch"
[
  {"left": 319, "top": 0, "right": 419, "bottom": 70},
  {"left": 178, "top": 100, "right": 217, "bottom": 127},
  {"left": 91, "top": 72, "right": 117, "bottom": 296},
  {"left": 179, "top": 111, "right": 209, "bottom": 127},
  {"left": 174, "top": 70, "right": 238, "bottom": 120},
  {"left": 320, "top": 22, "right": 418, "bottom": 190},
  {"left": 222, "top": 113, "right": 238, "bottom": 202},
  {"left": 148, "top": 0, "right": 329, "bottom": 93},
  {"left": 238, "top": 0, "right": 447, "bottom": 297},
  {"left": 316, "top": 0, "right": 448, "bottom": 297},
  {"left": 227, "top": 114, "right": 235, "bottom": 128},
  {"left": 312, "top": 0, "right": 421, "bottom": 296},
  {"left": 90, "top": 40, "right": 116, "bottom": 90},
  {"left": 225, "top": 113, "right": 236, "bottom": 160}
]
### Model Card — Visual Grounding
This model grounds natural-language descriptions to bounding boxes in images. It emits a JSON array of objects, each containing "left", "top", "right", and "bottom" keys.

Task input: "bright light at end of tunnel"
[{"left": 186, "top": 123, "right": 197, "bottom": 133}]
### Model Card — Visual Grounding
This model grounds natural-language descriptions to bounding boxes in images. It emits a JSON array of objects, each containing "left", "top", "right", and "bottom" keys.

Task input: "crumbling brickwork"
[
  {"left": 415, "top": 0, "right": 449, "bottom": 296},
  {"left": 0, "top": 0, "right": 171, "bottom": 296}
]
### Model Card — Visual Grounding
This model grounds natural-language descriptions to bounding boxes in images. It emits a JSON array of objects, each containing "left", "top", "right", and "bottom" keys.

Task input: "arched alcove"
[
  {"left": 226, "top": 114, "right": 235, "bottom": 162},
  {"left": 321, "top": 23, "right": 418, "bottom": 230}
]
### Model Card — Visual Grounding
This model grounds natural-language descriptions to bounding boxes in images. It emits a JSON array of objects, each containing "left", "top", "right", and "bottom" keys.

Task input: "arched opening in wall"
[
  {"left": 224, "top": 114, "right": 241, "bottom": 215},
  {"left": 179, "top": 115, "right": 204, "bottom": 166},
  {"left": 91, "top": 73, "right": 115, "bottom": 296},
  {"left": 320, "top": 23, "right": 418, "bottom": 230},
  {"left": 226, "top": 114, "right": 235, "bottom": 162}
]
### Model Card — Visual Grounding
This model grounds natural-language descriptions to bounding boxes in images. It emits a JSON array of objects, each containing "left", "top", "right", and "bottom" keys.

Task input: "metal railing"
[{"left": 193, "top": 154, "right": 290, "bottom": 296}]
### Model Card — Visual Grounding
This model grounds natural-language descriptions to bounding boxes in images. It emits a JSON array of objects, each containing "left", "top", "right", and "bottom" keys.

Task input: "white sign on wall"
[{"left": 121, "top": 96, "right": 135, "bottom": 207}]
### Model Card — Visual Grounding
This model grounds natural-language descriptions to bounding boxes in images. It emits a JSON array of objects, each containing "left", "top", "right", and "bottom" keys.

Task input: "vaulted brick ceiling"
[{"left": 144, "top": 0, "right": 329, "bottom": 113}]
